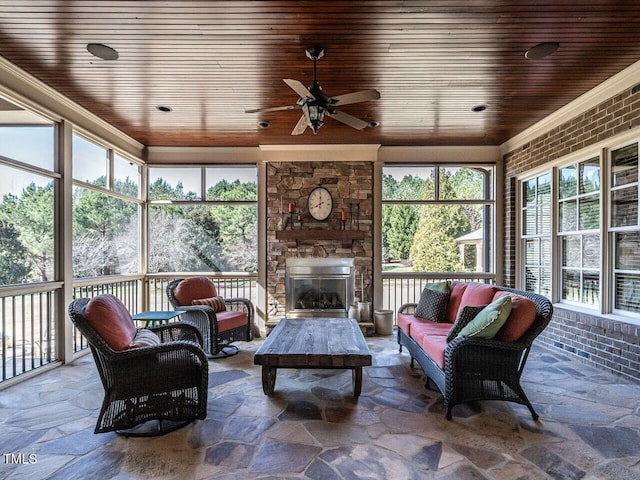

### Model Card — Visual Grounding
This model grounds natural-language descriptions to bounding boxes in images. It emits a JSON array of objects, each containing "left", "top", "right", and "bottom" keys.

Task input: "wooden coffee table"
[{"left": 254, "top": 317, "right": 372, "bottom": 398}]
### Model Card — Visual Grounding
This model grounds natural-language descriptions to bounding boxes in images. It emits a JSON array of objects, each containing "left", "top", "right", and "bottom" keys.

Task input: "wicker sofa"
[{"left": 397, "top": 282, "right": 553, "bottom": 420}]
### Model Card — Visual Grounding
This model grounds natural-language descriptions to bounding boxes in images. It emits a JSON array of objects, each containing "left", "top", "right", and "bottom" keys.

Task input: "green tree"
[
  {"left": 0, "top": 182, "right": 54, "bottom": 281},
  {"left": 382, "top": 174, "right": 425, "bottom": 262},
  {"left": 385, "top": 204, "right": 419, "bottom": 260},
  {"left": 0, "top": 220, "right": 32, "bottom": 284},
  {"left": 409, "top": 172, "right": 470, "bottom": 272},
  {"left": 73, "top": 182, "right": 137, "bottom": 276}
]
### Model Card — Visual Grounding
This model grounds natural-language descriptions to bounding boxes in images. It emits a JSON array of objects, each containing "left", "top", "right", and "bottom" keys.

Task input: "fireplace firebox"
[{"left": 285, "top": 258, "right": 354, "bottom": 318}]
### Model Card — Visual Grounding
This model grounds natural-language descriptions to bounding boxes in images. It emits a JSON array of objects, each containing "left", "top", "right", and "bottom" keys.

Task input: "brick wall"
[
  {"left": 503, "top": 84, "right": 640, "bottom": 381},
  {"left": 541, "top": 307, "right": 640, "bottom": 382}
]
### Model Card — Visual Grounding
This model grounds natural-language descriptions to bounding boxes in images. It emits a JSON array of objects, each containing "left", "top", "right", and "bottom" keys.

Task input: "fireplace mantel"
[{"left": 275, "top": 230, "right": 365, "bottom": 248}]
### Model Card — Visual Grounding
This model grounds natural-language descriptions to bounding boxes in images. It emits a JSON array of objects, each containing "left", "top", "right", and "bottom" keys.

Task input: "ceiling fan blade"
[
  {"left": 291, "top": 114, "right": 308, "bottom": 135},
  {"left": 331, "top": 89, "right": 380, "bottom": 106},
  {"left": 327, "top": 109, "right": 369, "bottom": 130},
  {"left": 244, "top": 105, "right": 298, "bottom": 114},
  {"left": 284, "top": 79, "right": 315, "bottom": 99}
]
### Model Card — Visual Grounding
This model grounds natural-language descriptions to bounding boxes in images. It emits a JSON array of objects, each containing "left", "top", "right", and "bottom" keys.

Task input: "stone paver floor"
[{"left": 1, "top": 332, "right": 640, "bottom": 479}]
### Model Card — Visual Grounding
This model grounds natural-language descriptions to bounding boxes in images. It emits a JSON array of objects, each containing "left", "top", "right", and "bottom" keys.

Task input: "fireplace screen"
[
  {"left": 293, "top": 277, "right": 347, "bottom": 311},
  {"left": 285, "top": 258, "right": 354, "bottom": 318}
]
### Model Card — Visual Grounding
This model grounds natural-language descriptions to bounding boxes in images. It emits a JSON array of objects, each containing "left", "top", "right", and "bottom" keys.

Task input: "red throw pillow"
[
  {"left": 85, "top": 294, "right": 137, "bottom": 351},
  {"left": 492, "top": 291, "right": 537, "bottom": 343},
  {"left": 192, "top": 296, "right": 226, "bottom": 313},
  {"left": 174, "top": 277, "right": 217, "bottom": 305}
]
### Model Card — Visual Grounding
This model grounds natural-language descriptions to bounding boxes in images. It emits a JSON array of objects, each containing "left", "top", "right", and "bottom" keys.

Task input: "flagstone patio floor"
[{"left": 2, "top": 332, "right": 640, "bottom": 479}]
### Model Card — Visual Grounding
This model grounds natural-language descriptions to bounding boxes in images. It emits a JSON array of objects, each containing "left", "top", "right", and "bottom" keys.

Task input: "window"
[
  {"left": 382, "top": 165, "right": 494, "bottom": 273},
  {"left": 610, "top": 143, "right": 640, "bottom": 314},
  {"left": 519, "top": 141, "right": 640, "bottom": 318},
  {"left": 521, "top": 173, "right": 552, "bottom": 296},
  {"left": 72, "top": 133, "right": 141, "bottom": 278},
  {"left": 113, "top": 153, "right": 140, "bottom": 198},
  {"left": 148, "top": 166, "right": 258, "bottom": 273},
  {"left": 558, "top": 157, "right": 600, "bottom": 306},
  {"left": 0, "top": 115, "right": 57, "bottom": 285}
]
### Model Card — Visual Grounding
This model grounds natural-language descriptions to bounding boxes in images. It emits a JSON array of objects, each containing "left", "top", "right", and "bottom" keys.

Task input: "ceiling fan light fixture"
[
  {"left": 525, "top": 42, "right": 559, "bottom": 60},
  {"left": 302, "top": 102, "right": 325, "bottom": 134},
  {"left": 86, "top": 43, "right": 119, "bottom": 60}
]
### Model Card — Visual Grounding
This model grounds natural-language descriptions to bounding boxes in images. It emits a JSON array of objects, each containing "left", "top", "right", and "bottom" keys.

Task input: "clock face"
[{"left": 308, "top": 186, "right": 333, "bottom": 221}]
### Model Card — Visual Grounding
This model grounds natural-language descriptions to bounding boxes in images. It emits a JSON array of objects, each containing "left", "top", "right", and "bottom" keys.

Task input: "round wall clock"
[{"left": 308, "top": 186, "right": 333, "bottom": 221}]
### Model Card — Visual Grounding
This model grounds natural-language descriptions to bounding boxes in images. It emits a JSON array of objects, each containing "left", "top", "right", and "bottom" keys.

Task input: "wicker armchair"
[
  {"left": 398, "top": 286, "right": 553, "bottom": 420},
  {"left": 167, "top": 277, "right": 254, "bottom": 358},
  {"left": 68, "top": 295, "right": 208, "bottom": 435}
]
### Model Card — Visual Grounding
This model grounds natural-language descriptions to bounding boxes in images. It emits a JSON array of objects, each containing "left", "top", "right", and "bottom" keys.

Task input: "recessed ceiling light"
[
  {"left": 86, "top": 43, "right": 119, "bottom": 61},
  {"left": 472, "top": 105, "right": 487, "bottom": 112},
  {"left": 369, "top": 121, "right": 380, "bottom": 128},
  {"left": 156, "top": 105, "right": 172, "bottom": 112},
  {"left": 257, "top": 121, "right": 270, "bottom": 128},
  {"left": 525, "top": 42, "right": 559, "bottom": 60}
]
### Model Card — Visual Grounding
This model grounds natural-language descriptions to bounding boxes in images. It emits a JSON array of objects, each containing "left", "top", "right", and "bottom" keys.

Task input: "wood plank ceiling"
[{"left": 1, "top": 1, "right": 640, "bottom": 148}]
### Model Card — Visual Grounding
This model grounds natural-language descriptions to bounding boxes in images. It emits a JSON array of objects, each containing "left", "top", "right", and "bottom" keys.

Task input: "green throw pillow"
[
  {"left": 426, "top": 281, "right": 451, "bottom": 293},
  {"left": 456, "top": 295, "right": 512, "bottom": 339}
]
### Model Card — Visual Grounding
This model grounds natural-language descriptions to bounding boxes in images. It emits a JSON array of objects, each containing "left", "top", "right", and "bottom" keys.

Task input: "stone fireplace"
[
  {"left": 285, "top": 258, "right": 354, "bottom": 318},
  {"left": 266, "top": 160, "right": 373, "bottom": 321}
]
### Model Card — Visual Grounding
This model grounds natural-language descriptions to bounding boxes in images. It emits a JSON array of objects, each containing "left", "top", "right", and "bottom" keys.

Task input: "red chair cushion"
[
  {"left": 215, "top": 311, "right": 248, "bottom": 333},
  {"left": 492, "top": 291, "right": 537, "bottom": 343},
  {"left": 174, "top": 277, "right": 217, "bottom": 305},
  {"left": 85, "top": 294, "right": 137, "bottom": 351}
]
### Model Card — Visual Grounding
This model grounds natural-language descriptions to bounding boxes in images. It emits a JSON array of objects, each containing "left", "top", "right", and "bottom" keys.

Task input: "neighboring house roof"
[{"left": 455, "top": 229, "right": 483, "bottom": 244}]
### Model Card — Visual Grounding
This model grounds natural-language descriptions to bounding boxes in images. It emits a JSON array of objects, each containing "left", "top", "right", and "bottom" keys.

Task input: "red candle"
[
  {"left": 288, "top": 202, "right": 294, "bottom": 213},
  {"left": 341, "top": 210, "right": 347, "bottom": 221}
]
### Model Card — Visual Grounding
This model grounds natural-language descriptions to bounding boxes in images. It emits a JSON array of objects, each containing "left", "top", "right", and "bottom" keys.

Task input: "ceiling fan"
[{"left": 245, "top": 46, "right": 380, "bottom": 135}]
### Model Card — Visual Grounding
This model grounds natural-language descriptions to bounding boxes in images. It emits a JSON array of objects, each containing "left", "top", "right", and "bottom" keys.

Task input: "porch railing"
[{"left": 0, "top": 282, "right": 61, "bottom": 382}]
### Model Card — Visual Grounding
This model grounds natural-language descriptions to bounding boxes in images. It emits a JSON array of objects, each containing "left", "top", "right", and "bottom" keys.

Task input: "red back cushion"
[
  {"left": 85, "top": 294, "right": 136, "bottom": 351},
  {"left": 445, "top": 282, "right": 468, "bottom": 323},
  {"left": 458, "top": 283, "right": 499, "bottom": 311},
  {"left": 493, "top": 291, "right": 537, "bottom": 343},
  {"left": 174, "top": 277, "right": 217, "bottom": 305}
]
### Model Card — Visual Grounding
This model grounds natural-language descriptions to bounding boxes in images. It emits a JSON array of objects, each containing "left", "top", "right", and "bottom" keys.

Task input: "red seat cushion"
[
  {"left": 215, "top": 311, "right": 248, "bottom": 333},
  {"left": 411, "top": 323, "right": 451, "bottom": 368},
  {"left": 85, "top": 294, "right": 137, "bottom": 351},
  {"left": 492, "top": 291, "right": 537, "bottom": 343},
  {"left": 409, "top": 322, "right": 453, "bottom": 342},
  {"left": 397, "top": 312, "right": 421, "bottom": 336},
  {"left": 174, "top": 277, "right": 217, "bottom": 305}
]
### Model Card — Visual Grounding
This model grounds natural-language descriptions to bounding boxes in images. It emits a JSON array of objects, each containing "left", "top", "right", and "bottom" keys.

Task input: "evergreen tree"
[
  {"left": 0, "top": 182, "right": 55, "bottom": 281},
  {"left": 0, "top": 220, "right": 32, "bottom": 284},
  {"left": 409, "top": 172, "right": 470, "bottom": 272}
]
